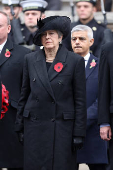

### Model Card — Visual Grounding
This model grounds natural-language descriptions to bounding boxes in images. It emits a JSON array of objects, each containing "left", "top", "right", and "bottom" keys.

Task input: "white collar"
[
  {"left": 84, "top": 53, "right": 90, "bottom": 61},
  {"left": 0, "top": 40, "right": 7, "bottom": 52}
]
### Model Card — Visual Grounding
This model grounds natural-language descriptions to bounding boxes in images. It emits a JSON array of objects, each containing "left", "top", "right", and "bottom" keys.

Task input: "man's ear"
[
  {"left": 90, "top": 38, "right": 94, "bottom": 47},
  {"left": 93, "top": 6, "right": 97, "bottom": 12},
  {"left": 7, "top": 25, "right": 11, "bottom": 34},
  {"left": 19, "top": 7, "right": 22, "bottom": 13}
]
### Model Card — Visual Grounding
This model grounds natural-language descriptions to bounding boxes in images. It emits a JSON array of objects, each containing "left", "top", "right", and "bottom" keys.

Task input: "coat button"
[
  {"left": 51, "top": 118, "right": 55, "bottom": 122},
  {"left": 33, "top": 78, "right": 36, "bottom": 82},
  {"left": 52, "top": 101, "right": 55, "bottom": 104},
  {"left": 21, "top": 28, "right": 24, "bottom": 31},
  {"left": 58, "top": 80, "right": 62, "bottom": 85},
  {"left": 32, "top": 116, "right": 37, "bottom": 120},
  {"left": 36, "top": 98, "right": 39, "bottom": 102}
]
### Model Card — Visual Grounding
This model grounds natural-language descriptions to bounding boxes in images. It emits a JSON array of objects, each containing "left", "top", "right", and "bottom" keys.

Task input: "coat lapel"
[
  {"left": 0, "top": 39, "right": 13, "bottom": 66},
  {"left": 86, "top": 54, "right": 98, "bottom": 80},
  {"left": 33, "top": 50, "right": 55, "bottom": 100},
  {"left": 48, "top": 45, "right": 68, "bottom": 81}
]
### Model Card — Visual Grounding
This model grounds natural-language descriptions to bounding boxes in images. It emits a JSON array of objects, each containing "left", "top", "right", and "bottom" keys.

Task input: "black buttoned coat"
[
  {"left": 0, "top": 39, "right": 31, "bottom": 168},
  {"left": 15, "top": 45, "right": 87, "bottom": 170},
  {"left": 98, "top": 42, "right": 113, "bottom": 124}
]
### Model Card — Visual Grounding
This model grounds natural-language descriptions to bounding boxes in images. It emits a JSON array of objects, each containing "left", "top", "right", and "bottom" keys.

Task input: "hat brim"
[
  {"left": 20, "top": 0, "right": 48, "bottom": 12},
  {"left": 75, "top": 1, "right": 96, "bottom": 6},
  {"left": 33, "top": 16, "right": 71, "bottom": 46}
]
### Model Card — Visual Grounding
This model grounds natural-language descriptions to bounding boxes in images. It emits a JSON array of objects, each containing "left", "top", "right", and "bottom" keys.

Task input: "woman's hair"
[
  {"left": 0, "top": 11, "right": 10, "bottom": 25},
  {"left": 56, "top": 30, "right": 63, "bottom": 38},
  {"left": 71, "top": 25, "right": 93, "bottom": 40}
]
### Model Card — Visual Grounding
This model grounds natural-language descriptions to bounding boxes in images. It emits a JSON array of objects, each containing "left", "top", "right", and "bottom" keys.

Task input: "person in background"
[
  {"left": 98, "top": 40, "right": 113, "bottom": 170},
  {"left": 15, "top": 15, "right": 87, "bottom": 170},
  {"left": 2, "top": 0, "right": 22, "bottom": 21},
  {"left": 71, "top": 25, "right": 108, "bottom": 170},
  {"left": 0, "top": 11, "right": 31, "bottom": 170},
  {"left": 20, "top": 0, "right": 48, "bottom": 51}
]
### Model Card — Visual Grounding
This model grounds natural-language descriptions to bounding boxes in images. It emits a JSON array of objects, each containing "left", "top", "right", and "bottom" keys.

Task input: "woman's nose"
[{"left": 46, "top": 33, "right": 50, "bottom": 39}]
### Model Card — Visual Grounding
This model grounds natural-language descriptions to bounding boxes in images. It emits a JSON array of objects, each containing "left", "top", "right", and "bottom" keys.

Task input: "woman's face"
[{"left": 41, "top": 30, "right": 62, "bottom": 50}]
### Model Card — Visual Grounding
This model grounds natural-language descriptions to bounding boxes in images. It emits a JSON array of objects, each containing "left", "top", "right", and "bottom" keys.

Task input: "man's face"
[
  {"left": 24, "top": 10, "right": 41, "bottom": 28},
  {"left": 76, "top": 2, "right": 95, "bottom": 21},
  {"left": 0, "top": 13, "right": 11, "bottom": 44},
  {"left": 2, "top": 6, "right": 22, "bottom": 20},
  {"left": 71, "top": 30, "right": 94, "bottom": 57}
]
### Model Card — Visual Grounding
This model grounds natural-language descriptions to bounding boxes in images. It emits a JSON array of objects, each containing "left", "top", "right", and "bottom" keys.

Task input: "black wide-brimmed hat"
[
  {"left": 75, "top": 0, "right": 97, "bottom": 6},
  {"left": 33, "top": 16, "right": 71, "bottom": 46}
]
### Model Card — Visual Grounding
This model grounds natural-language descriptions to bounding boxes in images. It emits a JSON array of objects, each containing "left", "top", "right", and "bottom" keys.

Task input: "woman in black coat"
[{"left": 15, "top": 16, "right": 87, "bottom": 170}]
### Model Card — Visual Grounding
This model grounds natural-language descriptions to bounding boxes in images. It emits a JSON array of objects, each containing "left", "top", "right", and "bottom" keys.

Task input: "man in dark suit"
[
  {"left": 0, "top": 11, "right": 31, "bottom": 170},
  {"left": 98, "top": 41, "right": 113, "bottom": 170},
  {"left": 71, "top": 25, "right": 108, "bottom": 170}
]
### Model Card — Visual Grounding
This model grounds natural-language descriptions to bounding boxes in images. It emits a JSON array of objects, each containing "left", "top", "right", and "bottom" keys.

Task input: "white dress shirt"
[
  {"left": 0, "top": 40, "right": 7, "bottom": 53},
  {"left": 84, "top": 53, "right": 90, "bottom": 67}
]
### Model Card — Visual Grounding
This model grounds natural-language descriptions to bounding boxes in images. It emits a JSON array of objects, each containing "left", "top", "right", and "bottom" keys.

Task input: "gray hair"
[
  {"left": 56, "top": 30, "right": 63, "bottom": 38},
  {"left": 0, "top": 11, "right": 10, "bottom": 25},
  {"left": 71, "top": 25, "right": 93, "bottom": 40}
]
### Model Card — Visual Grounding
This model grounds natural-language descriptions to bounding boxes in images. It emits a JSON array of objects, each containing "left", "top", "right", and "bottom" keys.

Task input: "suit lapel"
[
  {"left": 48, "top": 45, "right": 68, "bottom": 81},
  {"left": 0, "top": 39, "right": 13, "bottom": 66},
  {"left": 33, "top": 50, "right": 55, "bottom": 100},
  {"left": 86, "top": 54, "right": 98, "bottom": 79}
]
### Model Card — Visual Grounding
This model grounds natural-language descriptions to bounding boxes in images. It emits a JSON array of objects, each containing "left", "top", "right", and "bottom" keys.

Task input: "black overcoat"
[
  {"left": 0, "top": 39, "right": 31, "bottom": 168},
  {"left": 98, "top": 42, "right": 113, "bottom": 125},
  {"left": 15, "top": 45, "right": 87, "bottom": 170}
]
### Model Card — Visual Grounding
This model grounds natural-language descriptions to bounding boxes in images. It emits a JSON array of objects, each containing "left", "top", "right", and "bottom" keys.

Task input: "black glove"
[
  {"left": 72, "top": 136, "right": 84, "bottom": 151},
  {"left": 17, "top": 131, "right": 24, "bottom": 145}
]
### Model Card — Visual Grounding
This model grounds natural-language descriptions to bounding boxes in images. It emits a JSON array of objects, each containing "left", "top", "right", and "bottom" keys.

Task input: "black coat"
[
  {"left": 15, "top": 45, "right": 87, "bottom": 170},
  {"left": 0, "top": 39, "right": 31, "bottom": 168},
  {"left": 98, "top": 42, "right": 113, "bottom": 125}
]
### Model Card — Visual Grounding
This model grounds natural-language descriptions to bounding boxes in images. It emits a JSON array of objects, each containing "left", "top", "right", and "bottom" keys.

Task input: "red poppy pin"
[
  {"left": 0, "top": 84, "right": 9, "bottom": 119},
  {"left": 90, "top": 59, "right": 96, "bottom": 68},
  {"left": 54, "top": 62, "right": 63, "bottom": 72},
  {"left": 5, "top": 49, "right": 11, "bottom": 58}
]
